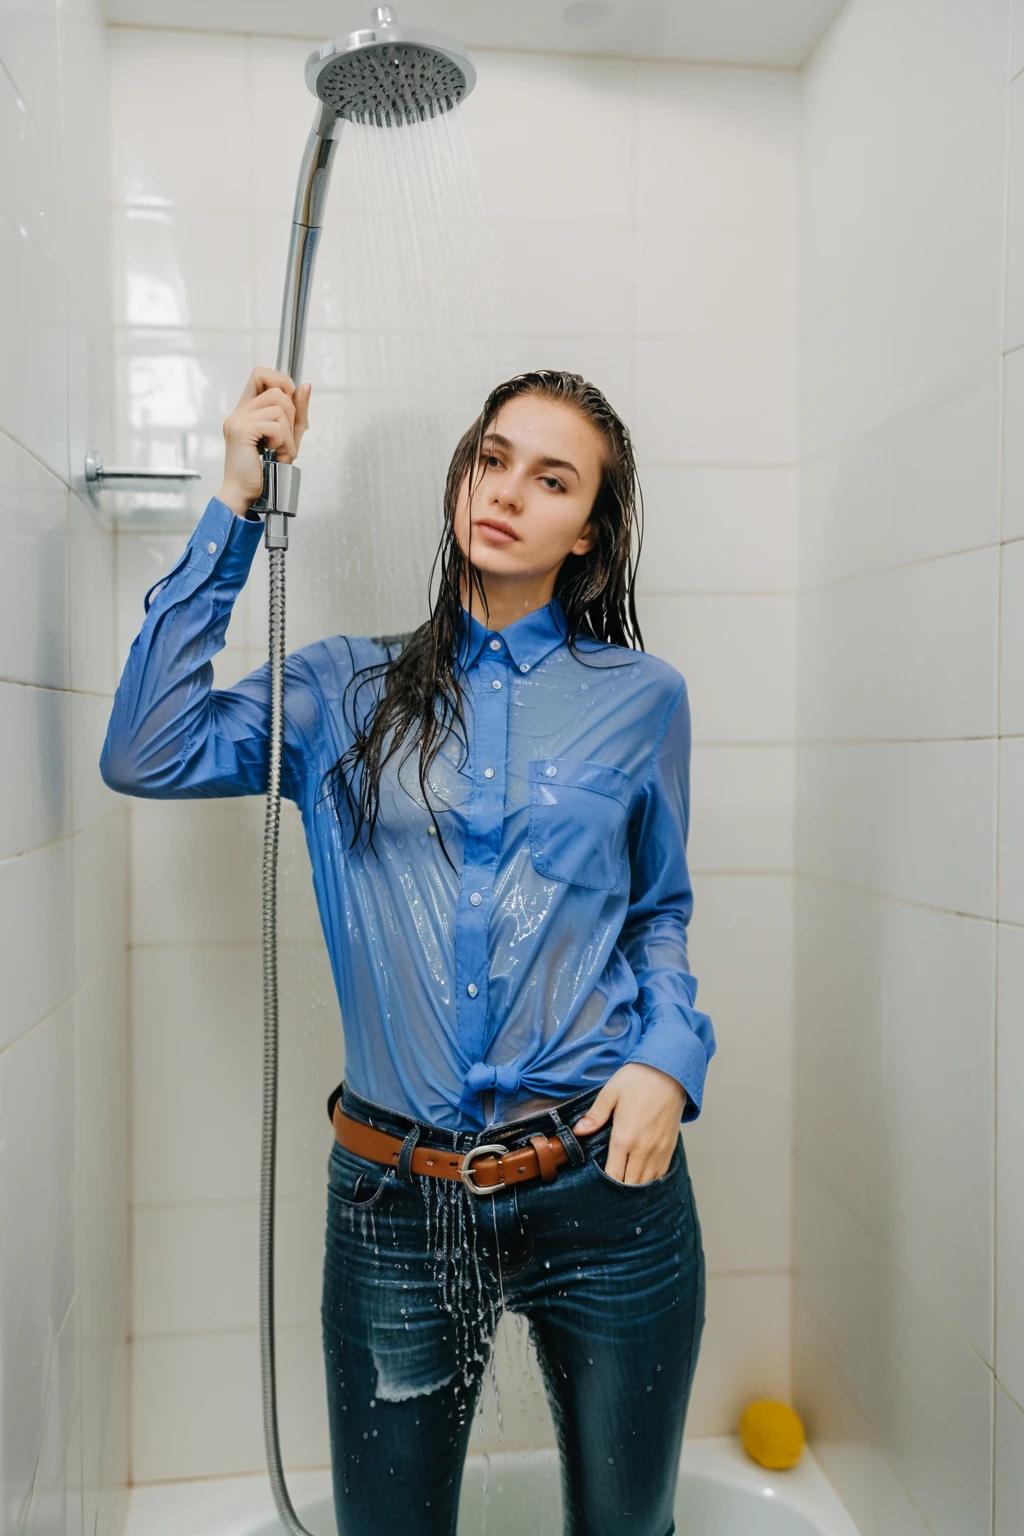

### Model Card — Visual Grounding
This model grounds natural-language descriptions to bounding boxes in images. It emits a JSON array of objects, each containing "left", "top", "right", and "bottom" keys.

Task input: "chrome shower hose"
[{"left": 259, "top": 546, "right": 315, "bottom": 1536}]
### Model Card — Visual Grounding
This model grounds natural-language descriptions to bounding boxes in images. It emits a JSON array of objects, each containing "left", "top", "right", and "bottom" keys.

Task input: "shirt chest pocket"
[{"left": 528, "top": 758, "right": 632, "bottom": 894}]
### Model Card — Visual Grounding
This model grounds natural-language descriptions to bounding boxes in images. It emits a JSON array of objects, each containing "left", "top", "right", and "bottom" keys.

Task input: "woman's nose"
[{"left": 491, "top": 472, "right": 522, "bottom": 511}]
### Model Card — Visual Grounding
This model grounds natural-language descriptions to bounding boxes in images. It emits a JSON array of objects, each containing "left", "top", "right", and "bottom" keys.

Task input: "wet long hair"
[{"left": 323, "top": 370, "right": 644, "bottom": 856}]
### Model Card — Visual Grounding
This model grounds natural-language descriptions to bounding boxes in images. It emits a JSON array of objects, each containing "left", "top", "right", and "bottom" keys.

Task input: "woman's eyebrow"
[
  {"left": 482, "top": 432, "right": 580, "bottom": 481},
  {"left": 537, "top": 455, "right": 579, "bottom": 481}
]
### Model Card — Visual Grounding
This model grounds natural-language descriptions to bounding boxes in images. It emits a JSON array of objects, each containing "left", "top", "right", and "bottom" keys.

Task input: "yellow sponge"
[{"left": 739, "top": 1399, "right": 805, "bottom": 1470}]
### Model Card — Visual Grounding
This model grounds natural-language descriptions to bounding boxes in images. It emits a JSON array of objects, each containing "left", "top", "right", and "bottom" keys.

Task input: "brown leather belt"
[{"left": 333, "top": 1102, "right": 571, "bottom": 1195}]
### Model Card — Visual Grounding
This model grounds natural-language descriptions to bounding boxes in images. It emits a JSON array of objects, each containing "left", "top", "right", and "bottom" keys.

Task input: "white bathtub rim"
[{"left": 122, "top": 1435, "right": 861, "bottom": 1536}]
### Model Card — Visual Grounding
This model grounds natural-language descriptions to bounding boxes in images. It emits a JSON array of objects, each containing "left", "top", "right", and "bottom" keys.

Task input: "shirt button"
[
  {"left": 466, "top": 982, "right": 479, "bottom": 997},
  {"left": 546, "top": 764, "right": 558, "bottom": 777},
  {"left": 207, "top": 541, "right": 218, "bottom": 554},
  {"left": 491, "top": 679, "right": 502, "bottom": 691},
  {"left": 489, "top": 638, "right": 501, "bottom": 651},
  {"left": 483, "top": 768, "right": 495, "bottom": 779},
  {"left": 428, "top": 825, "right": 437, "bottom": 835},
  {"left": 469, "top": 891, "right": 483, "bottom": 906},
  {"left": 519, "top": 663, "right": 529, "bottom": 673}
]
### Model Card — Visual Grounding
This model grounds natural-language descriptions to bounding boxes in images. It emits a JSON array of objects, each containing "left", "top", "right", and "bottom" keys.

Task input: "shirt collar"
[{"left": 457, "top": 595, "right": 569, "bottom": 674}]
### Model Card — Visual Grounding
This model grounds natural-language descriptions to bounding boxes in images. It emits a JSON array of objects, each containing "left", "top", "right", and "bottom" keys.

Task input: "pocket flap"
[{"left": 529, "top": 758, "right": 631, "bottom": 808}]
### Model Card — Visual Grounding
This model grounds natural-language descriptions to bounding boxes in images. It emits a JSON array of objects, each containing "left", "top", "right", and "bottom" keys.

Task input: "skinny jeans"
[{"left": 321, "top": 1083, "right": 706, "bottom": 1536}]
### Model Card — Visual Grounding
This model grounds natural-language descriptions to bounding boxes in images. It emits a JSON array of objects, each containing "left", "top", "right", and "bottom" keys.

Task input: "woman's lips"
[{"left": 475, "top": 520, "right": 518, "bottom": 543}]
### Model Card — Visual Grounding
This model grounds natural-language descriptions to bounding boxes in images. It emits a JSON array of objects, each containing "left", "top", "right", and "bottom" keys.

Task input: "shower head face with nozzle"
[{"left": 306, "top": 12, "right": 476, "bottom": 128}]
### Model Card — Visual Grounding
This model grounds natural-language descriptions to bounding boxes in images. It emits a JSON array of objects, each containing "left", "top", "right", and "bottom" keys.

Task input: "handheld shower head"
[{"left": 306, "top": 6, "right": 476, "bottom": 128}]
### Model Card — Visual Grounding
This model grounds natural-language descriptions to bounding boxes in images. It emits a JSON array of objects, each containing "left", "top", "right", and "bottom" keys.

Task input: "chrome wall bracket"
[
  {"left": 84, "top": 449, "right": 201, "bottom": 498},
  {"left": 252, "top": 455, "right": 301, "bottom": 550}
]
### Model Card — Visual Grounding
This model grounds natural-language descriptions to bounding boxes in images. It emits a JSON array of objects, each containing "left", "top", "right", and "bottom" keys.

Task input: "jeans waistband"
[{"left": 333, "top": 1080, "right": 606, "bottom": 1157}]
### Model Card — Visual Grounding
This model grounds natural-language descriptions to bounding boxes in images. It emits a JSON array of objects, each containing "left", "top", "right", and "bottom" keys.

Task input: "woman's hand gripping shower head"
[{"left": 217, "top": 368, "right": 312, "bottom": 519}]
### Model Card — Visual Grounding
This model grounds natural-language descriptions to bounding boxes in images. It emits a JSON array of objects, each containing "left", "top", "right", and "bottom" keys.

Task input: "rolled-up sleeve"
[
  {"left": 619, "top": 680, "right": 715, "bottom": 1121},
  {"left": 100, "top": 497, "right": 317, "bottom": 801}
]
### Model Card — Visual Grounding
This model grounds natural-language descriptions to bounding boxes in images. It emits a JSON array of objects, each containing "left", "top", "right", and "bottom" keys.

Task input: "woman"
[{"left": 101, "top": 365, "right": 714, "bottom": 1536}]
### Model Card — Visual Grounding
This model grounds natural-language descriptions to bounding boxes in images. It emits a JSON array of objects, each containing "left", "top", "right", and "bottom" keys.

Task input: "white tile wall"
[
  {"left": 1004, "top": 346, "right": 1024, "bottom": 541},
  {"left": 1006, "top": 72, "right": 1024, "bottom": 352},
  {"left": 113, "top": 207, "right": 253, "bottom": 329},
  {"left": 461, "top": 52, "right": 635, "bottom": 228},
  {"left": 997, "top": 924, "right": 1024, "bottom": 1405},
  {"left": 795, "top": 3, "right": 1014, "bottom": 1534},
  {"left": 792, "top": 1308, "right": 932, "bottom": 1536},
  {"left": 131, "top": 1327, "right": 329, "bottom": 1483},
  {"left": 794, "top": 1166, "right": 994, "bottom": 1536},
  {"left": 0, "top": 3, "right": 127, "bottom": 1533},
  {"left": 688, "top": 746, "right": 795, "bottom": 873},
  {"left": 1001, "top": 537, "right": 1024, "bottom": 733},
  {"left": 635, "top": 335, "right": 798, "bottom": 465},
  {"left": 800, "top": 0, "right": 1008, "bottom": 461},
  {"left": 799, "top": 359, "right": 1002, "bottom": 589},
  {"left": 687, "top": 1274, "right": 791, "bottom": 1437},
  {"left": 995, "top": 1386, "right": 1024, "bottom": 1536},
  {"left": 0, "top": 432, "right": 69, "bottom": 688},
  {"left": 0, "top": 1000, "right": 77, "bottom": 1532},
  {"left": 796, "top": 881, "right": 995, "bottom": 1358},
  {"left": 636, "top": 465, "right": 797, "bottom": 594},
  {"left": 0, "top": 62, "right": 68, "bottom": 481},
  {"left": 999, "top": 738, "right": 1024, "bottom": 923},
  {"left": 797, "top": 740, "right": 997, "bottom": 916},
  {"left": 109, "top": 30, "right": 800, "bottom": 1482},
  {"left": 110, "top": 30, "right": 250, "bottom": 212},
  {"left": 685, "top": 875, "right": 794, "bottom": 1276},
  {"left": 642, "top": 593, "right": 796, "bottom": 743},
  {"left": 798, "top": 548, "right": 999, "bottom": 743}
]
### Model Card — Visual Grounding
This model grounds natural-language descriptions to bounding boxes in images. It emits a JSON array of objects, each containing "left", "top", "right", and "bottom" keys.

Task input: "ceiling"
[{"left": 102, "top": 0, "right": 848, "bottom": 68}]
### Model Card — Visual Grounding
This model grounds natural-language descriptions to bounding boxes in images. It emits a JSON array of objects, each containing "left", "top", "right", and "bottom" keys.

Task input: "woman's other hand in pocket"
[{"left": 573, "top": 1062, "right": 686, "bottom": 1184}]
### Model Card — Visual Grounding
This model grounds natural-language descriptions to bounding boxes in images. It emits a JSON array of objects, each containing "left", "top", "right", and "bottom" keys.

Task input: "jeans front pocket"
[
  {"left": 588, "top": 1132, "right": 684, "bottom": 1195},
  {"left": 327, "top": 1141, "right": 392, "bottom": 1211},
  {"left": 528, "top": 757, "right": 631, "bottom": 893}
]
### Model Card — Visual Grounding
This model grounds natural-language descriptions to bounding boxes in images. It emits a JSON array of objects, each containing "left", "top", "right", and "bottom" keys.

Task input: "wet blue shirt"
[{"left": 101, "top": 497, "right": 715, "bottom": 1131}]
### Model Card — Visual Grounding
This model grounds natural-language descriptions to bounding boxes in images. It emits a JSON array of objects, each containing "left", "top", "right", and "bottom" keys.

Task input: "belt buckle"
[{"left": 460, "top": 1142, "right": 508, "bottom": 1196}]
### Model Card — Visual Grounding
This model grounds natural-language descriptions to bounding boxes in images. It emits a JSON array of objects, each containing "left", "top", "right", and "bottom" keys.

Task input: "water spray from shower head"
[
  {"left": 305, "top": 5, "right": 476, "bottom": 128},
  {"left": 262, "top": 6, "right": 477, "bottom": 547}
]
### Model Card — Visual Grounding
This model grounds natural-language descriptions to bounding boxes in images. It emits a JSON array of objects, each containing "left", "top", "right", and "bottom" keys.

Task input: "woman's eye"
[{"left": 541, "top": 476, "right": 566, "bottom": 493}]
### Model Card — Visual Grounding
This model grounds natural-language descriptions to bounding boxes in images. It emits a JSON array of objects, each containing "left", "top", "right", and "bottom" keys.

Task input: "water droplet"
[
  {"left": 607, "top": 1455, "right": 615, "bottom": 1465},
  {"left": 636, "top": 1226, "right": 642, "bottom": 1235}
]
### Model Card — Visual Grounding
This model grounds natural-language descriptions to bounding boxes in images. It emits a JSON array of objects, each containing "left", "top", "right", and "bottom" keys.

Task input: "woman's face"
[{"left": 453, "top": 392, "right": 605, "bottom": 587}]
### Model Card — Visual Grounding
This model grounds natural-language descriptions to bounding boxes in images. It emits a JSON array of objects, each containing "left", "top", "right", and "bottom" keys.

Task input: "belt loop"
[
  {"left": 548, "top": 1110, "right": 586, "bottom": 1168},
  {"left": 528, "top": 1133, "right": 559, "bottom": 1183},
  {"left": 397, "top": 1124, "right": 420, "bottom": 1185}
]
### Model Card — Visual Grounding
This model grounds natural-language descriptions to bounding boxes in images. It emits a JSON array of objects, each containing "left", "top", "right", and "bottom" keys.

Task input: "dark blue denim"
[{"left": 321, "top": 1084, "right": 706, "bottom": 1536}]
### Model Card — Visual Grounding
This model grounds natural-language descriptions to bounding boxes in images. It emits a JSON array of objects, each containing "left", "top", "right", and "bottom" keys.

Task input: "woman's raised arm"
[{"left": 100, "top": 369, "right": 316, "bottom": 801}]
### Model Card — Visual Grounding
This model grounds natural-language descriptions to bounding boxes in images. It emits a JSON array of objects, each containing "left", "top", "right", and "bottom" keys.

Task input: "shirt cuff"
[
  {"left": 197, "top": 495, "right": 265, "bottom": 561},
  {"left": 625, "top": 1007, "right": 711, "bottom": 1122},
  {"left": 143, "top": 497, "right": 264, "bottom": 613}
]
